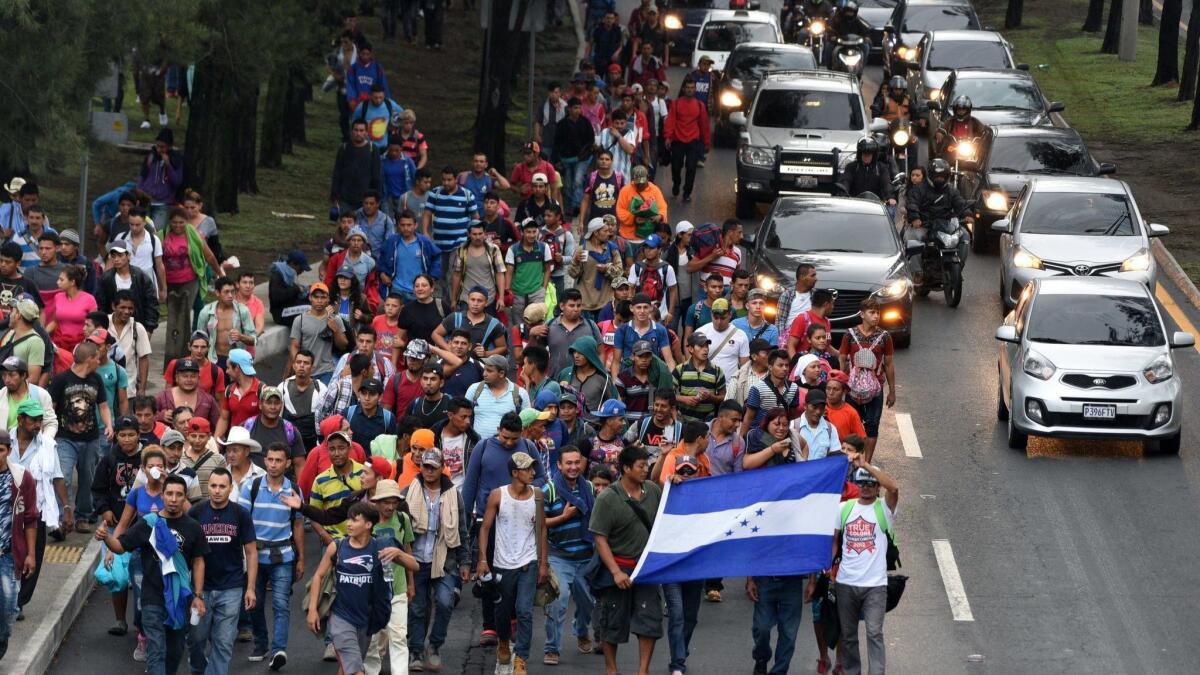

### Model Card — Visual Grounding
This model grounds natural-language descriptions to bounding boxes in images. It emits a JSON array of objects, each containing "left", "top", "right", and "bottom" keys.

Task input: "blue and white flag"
[{"left": 631, "top": 456, "right": 848, "bottom": 584}]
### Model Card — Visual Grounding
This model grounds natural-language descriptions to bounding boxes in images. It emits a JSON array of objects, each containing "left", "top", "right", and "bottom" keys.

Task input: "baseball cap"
[
  {"left": 711, "top": 298, "right": 731, "bottom": 314},
  {"left": 852, "top": 467, "right": 880, "bottom": 485},
  {"left": 482, "top": 354, "right": 508, "bottom": 370},
  {"left": 632, "top": 340, "right": 654, "bottom": 356},
  {"left": 0, "top": 357, "right": 27, "bottom": 373},
  {"left": 411, "top": 429, "right": 436, "bottom": 450},
  {"left": 308, "top": 281, "right": 330, "bottom": 296},
  {"left": 675, "top": 455, "right": 700, "bottom": 475},
  {"left": 607, "top": 63, "right": 623, "bottom": 74},
  {"left": 228, "top": 348, "right": 256, "bottom": 376},
  {"left": 594, "top": 399, "right": 626, "bottom": 419},
  {"left": 366, "top": 455, "right": 394, "bottom": 480},
  {"left": 631, "top": 293, "right": 653, "bottom": 306},
  {"left": 188, "top": 417, "right": 211, "bottom": 434},
  {"left": 327, "top": 430, "right": 352, "bottom": 446},
  {"left": 642, "top": 234, "right": 663, "bottom": 249},
  {"left": 749, "top": 338, "right": 774, "bottom": 354},
  {"left": 371, "top": 479, "right": 404, "bottom": 501},
  {"left": 106, "top": 241, "right": 129, "bottom": 254},
  {"left": 358, "top": 378, "right": 384, "bottom": 395},
  {"left": 519, "top": 408, "right": 553, "bottom": 428},
  {"left": 114, "top": 415, "right": 138, "bottom": 432},
  {"left": 418, "top": 449, "right": 444, "bottom": 468},
  {"left": 531, "top": 172, "right": 549, "bottom": 185},
  {"left": 509, "top": 451, "right": 536, "bottom": 470},
  {"left": 260, "top": 386, "right": 283, "bottom": 401},
  {"left": 675, "top": 220, "right": 695, "bottom": 235},
  {"left": 60, "top": 229, "right": 81, "bottom": 245},
  {"left": 747, "top": 288, "right": 767, "bottom": 301},
  {"left": 698, "top": 54, "right": 714, "bottom": 63},
  {"left": 631, "top": 165, "right": 649, "bottom": 185},
  {"left": 160, "top": 429, "right": 186, "bottom": 447},
  {"left": 87, "top": 328, "right": 112, "bottom": 346},
  {"left": 15, "top": 398, "right": 43, "bottom": 418},
  {"left": 287, "top": 249, "right": 312, "bottom": 271},
  {"left": 612, "top": 277, "right": 632, "bottom": 290},
  {"left": 804, "top": 389, "right": 828, "bottom": 406},
  {"left": 335, "top": 267, "right": 354, "bottom": 280},
  {"left": 15, "top": 298, "right": 39, "bottom": 321},
  {"left": 687, "top": 332, "right": 711, "bottom": 347},
  {"left": 404, "top": 338, "right": 430, "bottom": 360},
  {"left": 520, "top": 217, "right": 540, "bottom": 230},
  {"left": 523, "top": 302, "right": 548, "bottom": 324},
  {"left": 828, "top": 369, "right": 850, "bottom": 385},
  {"left": 175, "top": 358, "right": 201, "bottom": 373},
  {"left": 559, "top": 391, "right": 579, "bottom": 408}
]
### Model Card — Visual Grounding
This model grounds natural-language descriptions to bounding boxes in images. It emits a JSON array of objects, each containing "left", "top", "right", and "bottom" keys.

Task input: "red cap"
[
  {"left": 367, "top": 456, "right": 394, "bottom": 481},
  {"left": 828, "top": 369, "right": 850, "bottom": 385},
  {"left": 188, "top": 417, "right": 211, "bottom": 434},
  {"left": 87, "top": 329, "right": 110, "bottom": 346},
  {"left": 607, "top": 63, "right": 622, "bottom": 73}
]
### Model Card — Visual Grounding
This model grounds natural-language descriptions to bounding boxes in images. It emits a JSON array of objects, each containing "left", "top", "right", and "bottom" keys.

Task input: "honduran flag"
[{"left": 631, "top": 455, "right": 848, "bottom": 584}]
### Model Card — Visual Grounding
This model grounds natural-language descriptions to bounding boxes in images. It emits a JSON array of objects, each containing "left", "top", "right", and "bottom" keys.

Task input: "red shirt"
[
  {"left": 223, "top": 377, "right": 262, "bottom": 429},
  {"left": 789, "top": 310, "right": 832, "bottom": 352},
  {"left": 165, "top": 358, "right": 227, "bottom": 400},
  {"left": 665, "top": 96, "right": 711, "bottom": 146},
  {"left": 382, "top": 369, "right": 423, "bottom": 415}
]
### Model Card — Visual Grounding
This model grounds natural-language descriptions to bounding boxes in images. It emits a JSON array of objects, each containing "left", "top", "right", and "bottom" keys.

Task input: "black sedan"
[
  {"left": 927, "top": 69, "right": 1064, "bottom": 151},
  {"left": 748, "top": 195, "right": 915, "bottom": 347},
  {"left": 882, "top": 0, "right": 981, "bottom": 77},
  {"left": 961, "top": 126, "right": 1116, "bottom": 252},
  {"left": 712, "top": 42, "right": 817, "bottom": 143}
]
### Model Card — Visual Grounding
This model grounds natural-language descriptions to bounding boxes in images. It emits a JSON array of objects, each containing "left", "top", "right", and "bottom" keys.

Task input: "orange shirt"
[
  {"left": 657, "top": 442, "right": 713, "bottom": 485},
  {"left": 825, "top": 402, "right": 866, "bottom": 441},
  {"left": 394, "top": 451, "right": 452, "bottom": 489}
]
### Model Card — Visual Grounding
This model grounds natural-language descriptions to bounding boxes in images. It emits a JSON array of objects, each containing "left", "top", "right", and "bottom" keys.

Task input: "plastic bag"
[{"left": 94, "top": 550, "right": 131, "bottom": 592}]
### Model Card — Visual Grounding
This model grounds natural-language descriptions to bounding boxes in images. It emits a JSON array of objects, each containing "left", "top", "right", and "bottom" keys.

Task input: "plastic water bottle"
[{"left": 190, "top": 607, "right": 201, "bottom": 626}]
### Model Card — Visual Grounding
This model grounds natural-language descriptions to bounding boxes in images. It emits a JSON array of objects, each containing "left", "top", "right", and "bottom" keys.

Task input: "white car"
[
  {"left": 691, "top": 9, "right": 783, "bottom": 71},
  {"left": 995, "top": 277, "right": 1193, "bottom": 454}
]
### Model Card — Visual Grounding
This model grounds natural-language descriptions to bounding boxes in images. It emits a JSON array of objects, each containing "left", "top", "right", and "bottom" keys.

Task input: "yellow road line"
[{"left": 1155, "top": 283, "right": 1200, "bottom": 355}]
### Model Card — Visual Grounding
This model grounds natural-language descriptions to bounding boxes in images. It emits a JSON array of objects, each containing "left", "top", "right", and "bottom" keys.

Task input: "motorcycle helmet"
[
  {"left": 857, "top": 136, "right": 879, "bottom": 159},
  {"left": 841, "top": 1, "right": 859, "bottom": 19},
  {"left": 951, "top": 95, "right": 973, "bottom": 121},
  {"left": 929, "top": 158, "right": 951, "bottom": 186},
  {"left": 888, "top": 75, "right": 907, "bottom": 100},
  {"left": 873, "top": 132, "right": 890, "bottom": 149}
]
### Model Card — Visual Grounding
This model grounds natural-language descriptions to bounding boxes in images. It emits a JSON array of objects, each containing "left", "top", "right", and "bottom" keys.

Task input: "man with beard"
[{"left": 244, "top": 387, "right": 306, "bottom": 473}]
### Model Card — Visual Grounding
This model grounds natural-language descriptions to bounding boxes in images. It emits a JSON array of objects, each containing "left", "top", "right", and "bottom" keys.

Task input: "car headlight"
[
  {"left": 1144, "top": 354, "right": 1174, "bottom": 383},
  {"left": 1012, "top": 247, "right": 1042, "bottom": 269},
  {"left": 664, "top": 14, "right": 683, "bottom": 30},
  {"left": 1120, "top": 248, "right": 1151, "bottom": 272},
  {"left": 739, "top": 145, "right": 775, "bottom": 168},
  {"left": 927, "top": 87, "right": 941, "bottom": 101},
  {"left": 756, "top": 274, "right": 778, "bottom": 293},
  {"left": 720, "top": 90, "right": 743, "bottom": 108},
  {"left": 810, "top": 20, "right": 826, "bottom": 36},
  {"left": 984, "top": 190, "right": 1008, "bottom": 212},
  {"left": 955, "top": 140, "right": 977, "bottom": 161},
  {"left": 1022, "top": 349, "right": 1056, "bottom": 381},
  {"left": 891, "top": 127, "right": 911, "bottom": 146},
  {"left": 876, "top": 278, "right": 910, "bottom": 299}
]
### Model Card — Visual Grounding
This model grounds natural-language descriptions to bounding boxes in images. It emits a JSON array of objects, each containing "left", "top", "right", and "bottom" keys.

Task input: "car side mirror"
[
  {"left": 1149, "top": 223, "right": 1170, "bottom": 237},
  {"left": 991, "top": 218, "right": 1011, "bottom": 234},
  {"left": 869, "top": 118, "right": 889, "bottom": 132},
  {"left": 1097, "top": 162, "right": 1117, "bottom": 175},
  {"left": 1171, "top": 331, "right": 1196, "bottom": 349},
  {"left": 1016, "top": 63, "right": 1030, "bottom": 70},
  {"left": 905, "top": 61, "right": 920, "bottom": 72},
  {"left": 1047, "top": 101, "right": 1065, "bottom": 113},
  {"left": 905, "top": 240, "right": 925, "bottom": 256},
  {"left": 995, "top": 325, "right": 1018, "bottom": 343},
  {"left": 729, "top": 111, "right": 748, "bottom": 127},
  {"left": 926, "top": 100, "right": 941, "bottom": 112}
]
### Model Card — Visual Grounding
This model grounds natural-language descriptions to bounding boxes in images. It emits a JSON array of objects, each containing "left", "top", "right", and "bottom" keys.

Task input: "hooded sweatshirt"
[
  {"left": 92, "top": 446, "right": 143, "bottom": 520},
  {"left": 461, "top": 435, "right": 546, "bottom": 517},
  {"left": 553, "top": 336, "right": 618, "bottom": 421}
]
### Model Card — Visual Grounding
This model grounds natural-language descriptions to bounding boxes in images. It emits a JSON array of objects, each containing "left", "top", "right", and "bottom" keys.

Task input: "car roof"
[
  {"left": 951, "top": 68, "right": 1033, "bottom": 81},
  {"left": 774, "top": 195, "right": 888, "bottom": 216},
  {"left": 759, "top": 69, "right": 859, "bottom": 91},
  {"left": 1033, "top": 276, "right": 1150, "bottom": 298},
  {"left": 732, "top": 42, "right": 810, "bottom": 53},
  {"left": 991, "top": 125, "right": 1083, "bottom": 141},
  {"left": 1027, "top": 177, "right": 1127, "bottom": 195},
  {"left": 703, "top": 9, "right": 776, "bottom": 23},
  {"left": 904, "top": 0, "right": 974, "bottom": 7},
  {"left": 927, "top": 30, "right": 1006, "bottom": 42}
]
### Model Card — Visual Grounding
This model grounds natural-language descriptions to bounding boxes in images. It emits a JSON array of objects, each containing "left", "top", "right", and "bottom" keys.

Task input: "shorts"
[
  {"left": 592, "top": 583, "right": 663, "bottom": 644},
  {"left": 852, "top": 394, "right": 885, "bottom": 438},
  {"left": 328, "top": 613, "right": 371, "bottom": 675}
]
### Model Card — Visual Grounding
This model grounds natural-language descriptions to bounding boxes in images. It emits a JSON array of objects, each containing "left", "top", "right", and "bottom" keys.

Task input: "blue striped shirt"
[
  {"left": 424, "top": 186, "right": 478, "bottom": 251},
  {"left": 543, "top": 481, "right": 593, "bottom": 560},
  {"left": 239, "top": 476, "right": 302, "bottom": 565}
]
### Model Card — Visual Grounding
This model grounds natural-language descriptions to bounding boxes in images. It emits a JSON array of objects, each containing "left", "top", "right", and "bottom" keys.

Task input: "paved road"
[{"left": 48, "top": 18, "right": 1200, "bottom": 675}]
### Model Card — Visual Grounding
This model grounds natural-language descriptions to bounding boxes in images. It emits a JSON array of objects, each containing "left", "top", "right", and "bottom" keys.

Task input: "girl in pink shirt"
[{"left": 47, "top": 266, "right": 98, "bottom": 352}]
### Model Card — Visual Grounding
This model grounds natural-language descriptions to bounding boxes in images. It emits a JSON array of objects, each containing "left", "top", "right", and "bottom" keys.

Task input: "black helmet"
[
  {"left": 842, "top": 1, "right": 859, "bottom": 17},
  {"left": 929, "top": 158, "right": 951, "bottom": 183},
  {"left": 952, "top": 95, "right": 973, "bottom": 121},
  {"left": 857, "top": 136, "right": 879, "bottom": 157}
]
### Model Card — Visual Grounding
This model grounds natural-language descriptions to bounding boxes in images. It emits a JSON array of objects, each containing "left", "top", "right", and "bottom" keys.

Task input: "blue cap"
[
  {"left": 643, "top": 234, "right": 663, "bottom": 249},
  {"left": 287, "top": 249, "right": 311, "bottom": 271},
  {"left": 594, "top": 399, "right": 626, "bottom": 419},
  {"left": 228, "top": 348, "right": 256, "bottom": 376}
]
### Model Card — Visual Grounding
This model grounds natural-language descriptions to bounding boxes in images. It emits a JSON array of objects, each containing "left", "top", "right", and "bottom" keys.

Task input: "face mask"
[{"left": 148, "top": 467, "right": 163, "bottom": 481}]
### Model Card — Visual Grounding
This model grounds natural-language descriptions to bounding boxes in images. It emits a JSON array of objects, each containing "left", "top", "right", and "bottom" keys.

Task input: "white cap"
[
  {"left": 531, "top": 172, "right": 549, "bottom": 184},
  {"left": 586, "top": 217, "right": 606, "bottom": 238},
  {"left": 675, "top": 220, "right": 695, "bottom": 235}
]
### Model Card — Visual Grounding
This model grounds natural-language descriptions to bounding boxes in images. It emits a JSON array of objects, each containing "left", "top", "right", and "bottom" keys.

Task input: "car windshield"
[
  {"left": 926, "top": 41, "right": 1010, "bottom": 69},
  {"left": 949, "top": 78, "right": 1042, "bottom": 111},
  {"left": 765, "top": 204, "right": 897, "bottom": 254},
  {"left": 858, "top": 0, "right": 899, "bottom": 7},
  {"left": 727, "top": 50, "right": 817, "bottom": 79},
  {"left": 902, "top": 6, "right": 976, "bottom": 32},
  {"left": 989, "top": 137, "right": 1092, "bottom": 175},
  {"left": 1020, "top": 192, "right": 1136, "bottom": 236},
  {"left": 674, "top": 0, "right": 724, "bottom": 8},
  {"left": 699, "top": 22, "right": 778, "bottom": 51},
  {"left": 752, "top": 90, "right": 864, "bottom": 129},
  {"left": 1027, "top": 294, "right": 1164, "bottom": 347}
]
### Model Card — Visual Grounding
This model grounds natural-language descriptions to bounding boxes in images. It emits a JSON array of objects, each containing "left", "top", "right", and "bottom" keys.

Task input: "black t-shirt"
[
  {"left": 407, "top": 395, "right": 451, "bottom": 429},
  {"left": 118, "top": 514, "right": 209, "bottom": 606},
  {"left": 397, "top": 299, "right": 446, "bottom": 344},
  {"left": 0, "top": 275, "right": 43, "bottom": 308},
  {"left": 188, "top": 501, "right": 255, "bottom": 591},
  {"left": 483, "top": 216, "right": 519, "bottom": 252},
  {"left": 442, "top": 358, "right": 483, "bottom": 398},
  {"left": 439, "top": 313, "right": 503, "bottom": 351},
  {"left": 247, "top": 417, "right": 308, "bottom": 466},
  {"left": 586, "top": 173, "right": 621, "bottom": 220},
  {"left": 48, "top": 369, "right": 108, "bottom": 441},
  {"left": 515, "top": 197, "right": 560, "bottom": 229}
]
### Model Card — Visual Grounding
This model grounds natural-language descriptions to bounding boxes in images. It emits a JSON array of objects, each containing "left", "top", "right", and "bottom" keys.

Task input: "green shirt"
[
  {"left": 374, "top": 511, "right": 415, "bottom": 594},
  {"left": 505, "top": 241, "right": 551, "bottom": 295},
  {"left": 588, "top": 480, "right": 662, "bottom": 559},
  {"left": 672, "top": 361, "right": 726, "bottom": 423}
]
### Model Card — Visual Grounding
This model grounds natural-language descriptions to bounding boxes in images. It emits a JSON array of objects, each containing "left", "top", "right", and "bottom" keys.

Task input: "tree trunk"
[
  {"left": 1140, "top": 0, "right": 1154, "bottom": 25},
  {"left": 473, "top": 0, "right": 533, "bottom": 171},
  {"left": 1006, "top": 0, "right": 1025, "bottom": 29},
  {"left": 1190, "top": 70, "right": 1200, "bottom": 129},
  {"left": 185, "top": 56, "right": 259, "bottom": 213},
  {"left": 1180, "top": 3, "right": 1200, "bottom": 100},
  {"left": 283, "top": 64, "right": 309, "bottom": 148},
  {"left": 1153, "top": 0, "right": 1183, "bottom": 85},
  {"left": 260, "top": 67, "right": 288, "bottom": 169},
  {"left": 1083, "top": 0, "right": 1106, "bottom": 31},
  {"left": 1102, "top": 0, "right": 1124, "bottom": 53}
]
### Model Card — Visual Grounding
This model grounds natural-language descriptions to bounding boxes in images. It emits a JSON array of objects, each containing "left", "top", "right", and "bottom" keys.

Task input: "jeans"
[
  {"left": 149, "top": 204, "right": 171, "bottom": 232},
  {"left": 0, "top": 555, "right": 17, "bottom": 647},
  {"left": 250, "top": 561, "right": 294, "bottom": 655},
  {"left": 751, "top": 575, "right": 806, "bottom": 675},
  {"left": 365, "top": 594, "right": 409, "bottom": 675},
  {"left": 665, "top": 580, "right": 704, "bottom": 672},
  {"left": 129, "top": 551, "right": 145, "bottom": 631},
  {"left": 544, "top": 556, "right": 593, "bottom": 654},
  {"left": 836, "top": 583, "right": 887, "bottom": 675},
  {"left": 188, "top": 587, "right": 241, "bottom": 675},
  {"left": 142, "top": 602, "right": 188, "bottom": 675},
  {"left": 57, "top": 437, "right": 100, "bottom": 521},
  {"left": 338, "top": 92, "right": 352, "bottom": 142},
  {"left": 469, "top": 520, "right": 498, "bottom": 632},
  {"left": 670, "top": 140, "right": 705, "bottom": 197},
  {"left": 561, "top": 157, "right": 590, "bottom": 211},
  {"left": 494, "top": 562, "right": 537, "bottom": 660},
  {"left": 401, "top": 0, "right": 420, "bottom": 41},
  {"left": 424, "top": 5, "right": 444, "bottom": 46},
  {"left": 408, "top": 562, "right": 457, "bottom": 655},
  {"left": 381, "top": 0, "right": 400, "bottom": 38},
  {"left": 509, "top": 288, "right": 546, "bottom": 328},
  {"left": 165, "top": 279, "right": 199, "bottom": 365}
]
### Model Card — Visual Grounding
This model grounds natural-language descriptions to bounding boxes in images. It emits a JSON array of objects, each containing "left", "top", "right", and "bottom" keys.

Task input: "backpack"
[
  {"left": 688, "top": 222, "right": 723, "bottom": 260},
  {"left": 0, "top": 330, "right": 39, "bottom": 365},
  {"left": 633, "top": 261, "right": 667, "bottom": 305},
  {"left": 355, "top": 98, "right": 400, "bottom": 137},
  {"left": 457, "top": 241, "right": 503, "bottom": 290},
  {"left": 846, "top": 329, "right": 887, "bottom": 404},
  {"left": 584, "top": 170, "right": 625, "bottom": 197},
  {"left": 453, "top": 312, "right": 502, "bottom": 349},
  {"left": 244, "top": 416, "right": 298, "bottom": 447},
  {"left": 470, "top": 380, "right": 523, "bottom": 412},
  {"left": 346, "top": 404, "right": 395, "bottom": 430},
  {"left": 840, "top": 499, "right": 901, "bottom": 571}
]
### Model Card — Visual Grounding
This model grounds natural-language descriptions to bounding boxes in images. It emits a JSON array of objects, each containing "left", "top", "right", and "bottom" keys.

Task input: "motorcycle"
[
  {"left": 831, "top": 34, "right": 865, "bottom": 78},
  {"left": 908, "top": 218, "right": 968, "bottom": 308},
  {"left": 805, "top": 16, "right": 828, "bottom": 57},
  {"left": 889, "top": 119, "right": 918, "bottom": 176}
]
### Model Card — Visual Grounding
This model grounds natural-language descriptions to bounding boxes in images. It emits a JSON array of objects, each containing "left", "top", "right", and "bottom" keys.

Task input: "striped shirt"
[
  {"left": 744, "top": 377, "right": 801, "bottom": 428},
  {"left": 310, "top": 462, "right": 364, "bottom": 539},
  {"left": 543, "top": 480, "right": 593, "bottom": 560},
  {"left": 702, "top": 245, "right": 742, "bottom": 285},
  {"left": 424, "top": 186, "right": 478, "bottom": 251},
  {"left": 672, "top": 362, "right": 726, "bottom": 423},
  {"left": 595, "top": 127, "right": 638, "bottom": 181},
  {"left": 181, "top": 449, "right": 229, "bottom": 501},
  {"left": 240, "top": 476, "right": 302, "bottom": 565}
]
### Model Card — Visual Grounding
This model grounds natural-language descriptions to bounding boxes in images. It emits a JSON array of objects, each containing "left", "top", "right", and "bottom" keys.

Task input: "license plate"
[
  {"left": 794, "top": 175, "right": 819, "bottom": 188},
  {"left": 780, "top": 165, "right": 834, "bottom": 176},
  {"left": 1082, "top": 404, "right": 1117, "bottom": 420}
]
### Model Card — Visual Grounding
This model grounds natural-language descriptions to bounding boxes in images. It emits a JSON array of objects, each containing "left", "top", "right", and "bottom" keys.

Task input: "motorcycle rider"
[
  {"left": 873, "top": 76, "right": 911, "bottom": 123},
  {"left": 785, "top": 0, "right": 835, "bottom": 46},
  {"left": 905, "top": 159, "right": 974, "bottom": 273},
  {"left": 825, "top": 1, "right": 872, "bottom": 65},
  {"left": 836, "top": 137, "right": 896, "bottom": 215},
  {"left": 934, "top": 95, "right": 987, "bottom": 160}
]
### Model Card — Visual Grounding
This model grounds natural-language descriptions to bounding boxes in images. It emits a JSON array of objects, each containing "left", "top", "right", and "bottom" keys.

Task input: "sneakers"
[
  {"left": 543, "top": 652, "right": 560, "bottom": 665},
  {"left": 671, "top": 670, "right": 685, "bottom": 675},
  {"left": 753, "top": 660, "right": 768, "bottom": 675},
  {"left": 323, "top": 644, "right": 337, "bottom": 661},
  {"left": 132, "top": 634, "right": 148, "bottom": 662},
  {"left": 682, "top": 193, "right": 693, "bottom": 203},
  {"left": 479, "top": 629, "right": 499, "bottom": 646},
  {"left": 425, "top": 647, "right": 443, "bottom": 671},
  {"left": 817, "top": 657, "right": 831, "bottom": 674},
  {"left": 577, "top": 635, "right": 593, "bottom": 654},
  {"left": 248, "top": 647, "right": 268, "bottom": 662},
  {"left": 410, "top": 653, "right": 425, "bottom": 671},
  {"left": 268, "top": 650, "right": 287, "bottom": 670},
  {"left": 237, "top": 628, "right": 253, "bottom": 642},
  {"left": 108, "top": 620, "right": 128, "bottom": 636},
  {"left": 706, "top": 589, "right": 722, "bottom": 602},
  {"left": 158, "top": 113, "right": 169, "bottom": 126},
  {"left": 140, "top": 120, "right": 152, "bottom": 130},
  {"left": 672, "top": 183, "right": 681, "bottom": 197},
  {"left": 513, "top": 655, "right": 527, "bottom": 675},
  {"left": 497, "top": 639, "right": 512, "bottom": 665}
]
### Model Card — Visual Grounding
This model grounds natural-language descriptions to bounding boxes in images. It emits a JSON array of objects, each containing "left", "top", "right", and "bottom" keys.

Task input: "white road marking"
[
  {"left": 932, "top": 539, "right": 975, "bottom": 622},
  {"left": 895, "top": 413, "right": 923, "bottom": 458}
]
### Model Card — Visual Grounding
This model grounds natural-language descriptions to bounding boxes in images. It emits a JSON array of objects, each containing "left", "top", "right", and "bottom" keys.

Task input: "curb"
[
  {"left": 16, "top": 539, "right": 103, "bottom": 675},
  {"left": 1153, "top": 239, "right": 1200, "bottom": 309}
]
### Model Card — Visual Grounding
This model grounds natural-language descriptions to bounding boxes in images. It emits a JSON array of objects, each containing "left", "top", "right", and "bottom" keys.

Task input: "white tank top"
[{"left": 493, "top": 486, "right": 538, "bottom": 570}]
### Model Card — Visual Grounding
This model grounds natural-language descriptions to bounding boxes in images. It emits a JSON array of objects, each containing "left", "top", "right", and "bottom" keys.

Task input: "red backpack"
[
  {"left": 634, "top": 261, "right": 667, "bottom": 305},
  {"left": 688, "top": 222, "right": 723, "bottom": 260}
]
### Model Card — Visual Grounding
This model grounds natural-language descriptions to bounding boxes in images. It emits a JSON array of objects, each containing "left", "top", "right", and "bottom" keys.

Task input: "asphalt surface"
[{"left": 46, "top": 8, "right": 1200, "bottom": 675}]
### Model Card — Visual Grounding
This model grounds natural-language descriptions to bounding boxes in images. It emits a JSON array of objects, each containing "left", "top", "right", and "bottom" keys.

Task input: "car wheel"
[
  {"left": 736, "top": 191, "right": 757, "bottom": 219},
  {"left": 1150, "top": 430, "right": 1181, "bottom": 455},
  {"left": 1007, "top": 411, "right": 1028, "bottom": 450},
  {"left": 996, "top": 377, "right": 1009, "bottom": 421}
]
